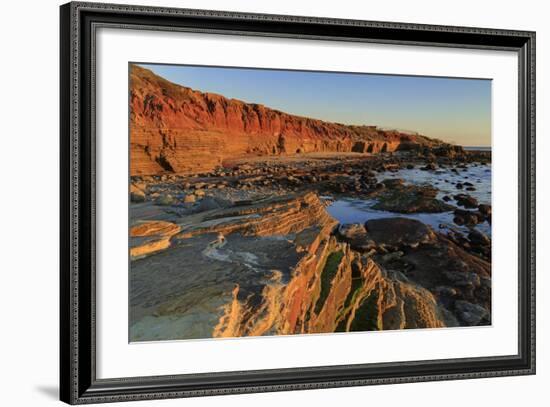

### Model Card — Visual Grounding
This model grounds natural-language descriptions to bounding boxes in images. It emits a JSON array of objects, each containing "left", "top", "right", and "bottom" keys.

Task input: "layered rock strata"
[
  {"left": 129, "top": 191, "right": 490, "bottom": 341},
  {"left": 130, "top": 65, "right": 449, "bottom": 175}
]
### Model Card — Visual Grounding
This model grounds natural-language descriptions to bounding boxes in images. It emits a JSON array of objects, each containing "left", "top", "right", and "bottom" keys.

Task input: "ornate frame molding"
[{"left": 60, "top": 2, "right": 535, "bottom": 404}]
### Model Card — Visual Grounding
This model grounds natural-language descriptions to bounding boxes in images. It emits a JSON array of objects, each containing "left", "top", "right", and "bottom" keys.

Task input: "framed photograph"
[{"left": 60, "top": 1, "right": 536, "bottom": 404}]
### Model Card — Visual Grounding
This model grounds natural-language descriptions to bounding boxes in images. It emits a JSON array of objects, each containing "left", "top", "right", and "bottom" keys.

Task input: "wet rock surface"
[
  {"left": 130, "top": 221, "right": 181, "bottom": 260},
  {"left": 129, "top": 152, "right": 492, "bottom": 341},
  {"left": 365, "top": 218, "right": 436, "bottom": 248},
  {"left": 370, "top": 182, "right": 454, "bottom": 213}
]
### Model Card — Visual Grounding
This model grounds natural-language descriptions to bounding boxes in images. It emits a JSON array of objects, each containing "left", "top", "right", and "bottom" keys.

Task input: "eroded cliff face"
[{"left": 130, "top": 65, "right": 445, "bottom": 175}]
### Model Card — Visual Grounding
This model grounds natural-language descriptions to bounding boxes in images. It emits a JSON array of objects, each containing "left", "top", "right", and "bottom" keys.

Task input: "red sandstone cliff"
[{"left": 130, "top": 64, "right": 445, "bottom": 175}]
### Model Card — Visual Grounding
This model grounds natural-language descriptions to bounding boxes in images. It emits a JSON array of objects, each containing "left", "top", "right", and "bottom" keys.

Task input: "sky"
[{"left": 138, "top": 63, "right": 492, "bottom": 147}]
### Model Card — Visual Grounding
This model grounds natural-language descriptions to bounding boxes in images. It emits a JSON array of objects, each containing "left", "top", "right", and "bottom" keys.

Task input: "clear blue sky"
[{"left": 138, "top": 63, "right": 492, "bottom": 147}]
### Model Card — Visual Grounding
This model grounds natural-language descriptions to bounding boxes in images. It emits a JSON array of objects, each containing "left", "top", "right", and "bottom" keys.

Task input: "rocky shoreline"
[{"left": 129, "top": 149, "right": 492, "bottom": 341}]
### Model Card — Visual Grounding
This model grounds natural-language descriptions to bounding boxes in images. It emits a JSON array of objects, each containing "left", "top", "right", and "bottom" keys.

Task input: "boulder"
[
  {"left": 443, "top": 270, "right": 481, "bottom": 288},
  {"left": 372, "top": 184, "right": 453, "bottom": 213},
  {"left": 338, "top": 224, "right": 375, "bottom": 251},
  {"left": 454, "top": 193, "right": 478, "bottom": 208},
  {"left": 421, "top": 163, "right": 437, "bottom": 171},
  {"left": 453, "top": 209, "right": 479, "bottom": 226},
  {"left": 381, "top": 178, "right": 404, "bottom": 188},
  {"left": 478, "top": 204, "right": 492, "bottom": 216},
  {"left": 365, "top": 218, "right": 436, "bottom": 247},
  {"left": 454, "top": 300, "right": 490, "bottom": 326},
  {"left": 468, "top": 230, "right": 491, "bottom": 246}
]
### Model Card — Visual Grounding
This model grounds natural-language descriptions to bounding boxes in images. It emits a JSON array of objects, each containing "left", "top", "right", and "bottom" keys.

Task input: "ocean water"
[
  {"left": 326, "top": 163, "right": 492, "bottom": 237},
  {"left": 463, "top": 146, "right": 491, "bottom": 152}
]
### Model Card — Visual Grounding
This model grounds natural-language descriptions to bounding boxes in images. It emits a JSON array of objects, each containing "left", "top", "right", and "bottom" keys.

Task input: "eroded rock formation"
[
  {"left": 130, "top": 220, "right": 181, "bottom": 260},
  {"left": 130, "top": 65, "right": 448, "bottom": 175},
  {"left": 213, "top": 235, "right": 449, "bottom": 338},
  {"left": 129, "top": 191, "right": 489, "bottom": 341}
]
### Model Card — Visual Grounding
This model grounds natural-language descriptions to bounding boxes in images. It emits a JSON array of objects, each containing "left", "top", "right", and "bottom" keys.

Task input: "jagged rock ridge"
[
  {"left": 130, "top": 64, "right": 449, "bottom": 175},
  {"left": 130, "top": 192, "right": 490, "bottom": 341}
]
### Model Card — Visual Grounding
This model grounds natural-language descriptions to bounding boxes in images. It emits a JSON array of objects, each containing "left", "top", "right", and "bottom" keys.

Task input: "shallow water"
[
  {"left": 326, "top": 163, "right": 492, "bottom": 237},
  {"left": 464, "top": 146, "right": 491, "bottom": 152},
  {"left": 385, "top": 164, "right": 491, "bottom": 205}
]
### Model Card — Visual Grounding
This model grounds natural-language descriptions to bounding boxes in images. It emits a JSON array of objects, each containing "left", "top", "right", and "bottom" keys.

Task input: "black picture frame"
[{"left": 60, "top": 1, "right": 536, "bottom": 404}]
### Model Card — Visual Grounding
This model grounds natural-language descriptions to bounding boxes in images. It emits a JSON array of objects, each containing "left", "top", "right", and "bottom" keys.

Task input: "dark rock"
[
  {"left": 454, "top": 300, "right": 489, "bottom": 326},
  {"left": 453, "top": 215, "right": 465, "bottom": 226},
  {"left": 453, "top": 209, "right": 479, "bottom": 226},
  {"left": 363, "top": 177, "right": 378, "bottom": 185},
  {"left": 447, "top": 230, "right": 470, "bottom": 247},
  {"left": 433, "top": 144, "right": 465, "bottom": 158},
  {"left": 454, "top": 193, "right": 479, "bottom": 208},
  {"left": 468, "top": 230, "right": 491, "bottom": 246},
  {"left": 372, "top": 185, "right": 453, "bottom": 213},
  {"left": 443, "top": 271, "right": 481, "bottom": 288},
  {"left": 434, "top": 286, "right": 458, "bottom": 298},
  {"left": 420, "top": 163, "right": 437, "bottom": 171},
  {"left": 381, "top": 178, "right": 404, "bottom": 188},
  {"left": 365, "top": 218, "right": 436, "bottom": 247},
  {"left": 371, "top": 229, "right": 491, "bottom": 324},
  {"left": 338, "top": 224, "right": 375, "bottom": 251},
  {"left": 478, "top": 204, "right": 492, "bottom": 216}
]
